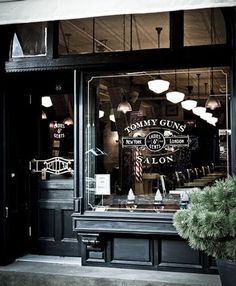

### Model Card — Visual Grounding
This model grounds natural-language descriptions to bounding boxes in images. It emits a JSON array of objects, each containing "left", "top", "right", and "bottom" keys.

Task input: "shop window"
[
  {"left": 85, "top": 68, "right": 229, "bottom": 213},
  {"left": 184, "top": 8, "right": 226, "bottom": 46},
  {"left": 39, "top": 92, "right": 74, "bottom": 180},
  {"left": 58, "top": 12, "right": 169, "bottom": 54},
  {"left": 11, "top": 22, "right": 47, "bottom": 57}
]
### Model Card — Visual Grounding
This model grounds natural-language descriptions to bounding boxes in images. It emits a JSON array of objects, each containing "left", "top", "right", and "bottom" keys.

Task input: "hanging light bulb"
[
  {"left": 63, "top": 117, "right": 73, "bottom": 125},
  {"left": 166, "top": 72, "right": 185, "bottom": 103},
  {"left": 41, "top": 111, "right": 47, "bottom": 119},
  {"left": 207, "top": 116, "right": 218, "bottom": 126},
  {"left": 41, "top": 96, "right": 53, "bottom": 107},
  {"left": 166, "top": 91, "right": 185, "bottom": 104},
  {"left": 181, "top": 99, "right": 197, "bottom": 110},
  {"left": 200, "top": 112, "right": 213, "bottom": 120},
  {"left": 205, "top": 11, "right": 221, "bottom": 110},
  {"left": 148, "top": 27, "right": 170, "bottom": 94},
  {"left": 109, "top": 108, "right": 115, "bottom": 122},
  {"left": 117, "top": 95, "right": 132, "bottom": 113},
  {"left": 205, "top": 69, "right": 221, "bottom": 110},
  {"left": 181, "top": 72, "right": 197, "bottom": 110},
  {"left": 99, "top": 110, "right": 104, "bottom": 118},
  {"left": 205, "top": 93, "right": 221, "bottom": 110},
  {"left": 192, "top": 106, "right": 206, "bottom": 116},
  {"left": 148, "top": 76, "right": 170, "bottom": 94}
]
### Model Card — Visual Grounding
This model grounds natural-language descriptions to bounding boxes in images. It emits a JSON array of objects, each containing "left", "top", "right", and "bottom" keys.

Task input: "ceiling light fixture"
[
  {"left": 181, "top": 72, "right": 197, "bottom": 110},
  {"left": 200, "top": 112, "right": 213, "bottom": 120},
  {"left": 99, "top": 110, "right": 105, "bottom": 118},
  {"left": 63, "top": 117, "right": 73, "bottom": 126},
  {"left": 205, "top": 10, "right": 221, "bottom": 110},
  {"left": 166, "top": 72, "right": 185, "bottom": 104},
  {"left": 148, "top": 76, "right": 170, "bottom": 94},
  {"left": 42, "top": 96, "right": 53, "bottom": 108},
  {"left": 181, "top": 99, "right": 197, "bottom": 110},
  {"left": 41, "top": 111, "right": 47, "bottom": 120},
  {"left": 205, "top": 68, "right": 221, "bottom": 110},
  {"left": 205, "top": 92, "right": 221, "bottom": 110},
  {"left": 117, "top": 94, "right": 132, "bottom": 114},
  {"left": 192, "top": 106, "right": 206, "bottom": 116},
  {"left": 148, "top": 27, "right": 170, "bottom": 94},
  {"left": 207, "top": 116, "right": 218, "bottom": 126},
  {"left": 109, "top": 108, "right": 116, "bottom": 122}
]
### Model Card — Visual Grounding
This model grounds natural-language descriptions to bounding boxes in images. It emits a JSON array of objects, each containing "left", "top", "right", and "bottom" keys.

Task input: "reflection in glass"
[
  {"left": 59, "top": 12, "right": 169, "bottom": 54},
  {"left": 85, "top": 69, "right": 229, "bottom": 214},
  {"left": 184, "top": 8, "right": 226, "bottom": 46},
  {"left": 12, "top": 22, "right": 47, "bottom": 57},
  {"left": 40, "top": 93, "right": 74, "bottom": 180}
]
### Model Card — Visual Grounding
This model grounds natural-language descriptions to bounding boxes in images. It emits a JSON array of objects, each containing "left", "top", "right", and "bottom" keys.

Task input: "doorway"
[{"left": 1, "top": 70, "right": 79, "bottom": 264}]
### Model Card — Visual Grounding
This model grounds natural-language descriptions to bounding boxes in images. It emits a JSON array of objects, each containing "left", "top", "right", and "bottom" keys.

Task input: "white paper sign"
[{"left": 95, "top": 174, "right": 110, "bottom": 195}]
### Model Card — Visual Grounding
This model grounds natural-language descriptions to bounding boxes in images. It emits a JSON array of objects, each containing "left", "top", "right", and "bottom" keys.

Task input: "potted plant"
[{"left": 173, "top": 176, "right": 236, "bottom": 286}]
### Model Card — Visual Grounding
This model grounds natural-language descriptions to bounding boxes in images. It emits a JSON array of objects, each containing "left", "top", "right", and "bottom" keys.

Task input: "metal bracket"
[{"left": 31, "top": 157, "right": 74, "bottom": 176}]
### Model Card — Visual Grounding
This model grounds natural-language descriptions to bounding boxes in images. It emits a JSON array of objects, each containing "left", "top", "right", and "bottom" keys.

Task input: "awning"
[{"left": 0, "top": 0, "right": 235, "bottom": 25}]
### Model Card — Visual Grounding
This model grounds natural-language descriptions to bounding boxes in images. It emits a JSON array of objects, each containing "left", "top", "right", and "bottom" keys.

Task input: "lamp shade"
[
  {"left": 42, "top": 96, "right": 53, "bottom": 107},
  {"left": 41, "top": 111, "right": 47, "bottom": 119},
  {"left": 200, "top": 112, "right": 213, "bottom": 120},
  {"left": 117, "top": 100, "right": 132, "bottom": 113},
  {"left": 166, "top": 91, "right": 185, "bottom": 104},
  {"left": 207, "top": 116, "right": 218, "bottom": 125},
  {"left": 148, "top": 79, "right": 170, "bottom": 94},
  {"left": 99, "top": 110, "right": 104, "bottom": 118},
  {"left": 63, "top": 117, "right": 73, "bottom": 125},
  {"left": 205, "top": 95, "right": 221, "bottom": 110},
  {"left": 109, "top": 108, "right": 115, "bottom": 122},
  {"left": 192, "top": 106, "right": 206, "bottom": 116},
  {"left": 181, "top": 99, "right": 197, "bottom": 110}
]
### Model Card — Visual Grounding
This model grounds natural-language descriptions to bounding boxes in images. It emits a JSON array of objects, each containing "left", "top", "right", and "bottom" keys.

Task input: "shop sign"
[
  {"left": 53, "top": 122, "right": 65, "bottom": 139},
  {"left": 122, "top": 119, "right": 190, "bottom": 165}
]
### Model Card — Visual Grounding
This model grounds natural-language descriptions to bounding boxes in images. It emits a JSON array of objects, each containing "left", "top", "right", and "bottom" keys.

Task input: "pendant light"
[
  {"left": 205, "top": 68, "right": 221, "bottom": 110},
  {"left": 148, "top": 76, "right": 170, "bottom": 94},
  {"left": 200, "top": 112, "right": 213, "bottom": 120},
  {"left": 117, "top": 94, "right": 132, "bottom": 113},
  {"left": 207, "top": 116, "right": 218, "bottom": 126},
  {"left": 63, "top": 117, "right": 73, "bottom": 125},
  {"left": 148, "top": 27, "right": 170, "bottom": 94},
  {"left": 99, "top": 110, "right": 105, "bottom": 118},
  {"left": 166, "top": 72, "right": 185, "bottom": 104},
  {"left": 109, "top": 108, "right": 116, "bottom": 122},
  {"left": 99, "top": 104, "right": 104, "bottom": 118},
  {"left": 42, "top": 96, "right": 53, "bottom": 107},
  {"left": 205, "top": 9, "right": 221, "bottom": 110},
  {"left": 41, "top": 111, "right": 47, "bottom": 119},
  {"left": 192, "top": 106, "right": 206, "bottom": 116},
  {"left": 181, "top": 71, "right": 197, "bottom": 110},
  {"left": 193, "top": 82, "right": 207, "bottom": 116}
]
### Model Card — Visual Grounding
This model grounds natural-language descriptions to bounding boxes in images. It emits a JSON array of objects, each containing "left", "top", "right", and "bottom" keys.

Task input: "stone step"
[{"left": 0, "top": 255, "right": 222, "bottom": 286}]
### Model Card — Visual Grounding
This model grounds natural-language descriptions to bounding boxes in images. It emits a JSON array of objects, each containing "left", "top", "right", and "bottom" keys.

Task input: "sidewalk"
[{"left": 0, "top": 255, "right": 222, "bottom": 286}]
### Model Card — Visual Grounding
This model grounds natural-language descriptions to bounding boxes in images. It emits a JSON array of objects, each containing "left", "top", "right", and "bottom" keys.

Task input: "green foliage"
[{"left": 173, "top": 176, "right": 236, "bottom": 261}]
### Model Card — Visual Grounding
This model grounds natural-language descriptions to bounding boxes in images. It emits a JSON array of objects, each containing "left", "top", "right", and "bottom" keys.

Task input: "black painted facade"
[{"left": 0, "top": 8, "right": 236, "bottom": 272}]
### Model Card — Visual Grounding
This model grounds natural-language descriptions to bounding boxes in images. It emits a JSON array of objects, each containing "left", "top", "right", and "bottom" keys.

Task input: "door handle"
[{"left": 5, "top": 206, "right": 9, "bottom": 219}]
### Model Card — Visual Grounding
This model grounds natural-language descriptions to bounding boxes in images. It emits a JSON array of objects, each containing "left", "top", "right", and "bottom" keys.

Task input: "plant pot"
[{"left": 216, "top": 259, "right": 236, "bottom": 286}]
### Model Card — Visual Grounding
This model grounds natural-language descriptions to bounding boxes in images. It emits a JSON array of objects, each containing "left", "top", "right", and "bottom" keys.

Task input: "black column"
[
  {"left": 231, "top": 8, "right": 236, "bottom": 175},
  {"left": 0, "top": 25, "right": 14, "bottom": 265}
]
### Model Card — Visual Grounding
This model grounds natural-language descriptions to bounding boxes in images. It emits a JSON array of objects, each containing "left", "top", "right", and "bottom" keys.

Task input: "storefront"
[{"left": 0, "top": 0, "right": 236, "bottom": 273}]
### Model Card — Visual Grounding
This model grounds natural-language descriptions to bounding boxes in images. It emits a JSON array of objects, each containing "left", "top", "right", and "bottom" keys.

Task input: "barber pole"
[{"left": 133, "top": 149, "right": 142, "bottom": 182}]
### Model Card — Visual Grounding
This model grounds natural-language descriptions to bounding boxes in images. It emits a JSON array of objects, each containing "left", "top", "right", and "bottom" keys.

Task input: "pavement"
[{"left": 0, "top": 255, "right": 222, "bottom": 286}]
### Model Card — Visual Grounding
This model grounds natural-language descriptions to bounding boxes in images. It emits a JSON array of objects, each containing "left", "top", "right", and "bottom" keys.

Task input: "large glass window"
[
  {"left": 85, "top": 68, "right": 229, "bottom": 213},
  {"left": 11, "top": 22, "right": 47, "bottom": 57},
  {"left": 184, "top": 8, "right": 226, "bottom": 46},
  {"left": 58, "top": 12, "right": 169, "bottom": 54},
  {"left": 39, "top": 92, "right": 74, "bottom": 180}
]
